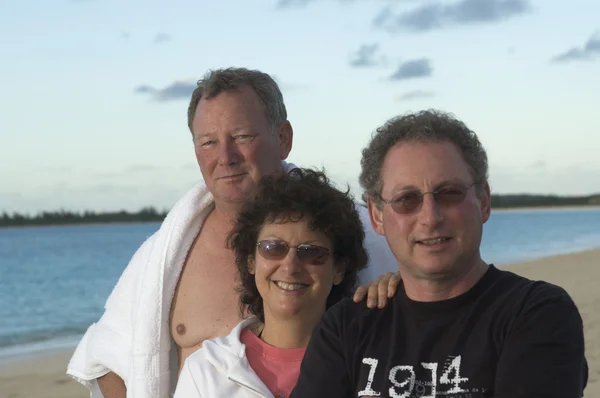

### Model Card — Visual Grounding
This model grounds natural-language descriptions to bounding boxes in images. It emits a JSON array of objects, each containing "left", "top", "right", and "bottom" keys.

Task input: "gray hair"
[
  {"left": 186, "top": 67, "right": 287, "bottom": 134},
  {"left": 359, "top": 109, "right": 489, "bottom": 206}
]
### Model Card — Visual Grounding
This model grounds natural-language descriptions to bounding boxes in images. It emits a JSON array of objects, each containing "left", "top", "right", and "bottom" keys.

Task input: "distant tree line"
[
  {"left": 0, "top": 207, "right": 168, "bottom": 227},
  {"left": 2, "top": 194, "right": 600, "bottom": 228},
  {"left": 490, "top": 194, "right": 600, "bottom": 208}
]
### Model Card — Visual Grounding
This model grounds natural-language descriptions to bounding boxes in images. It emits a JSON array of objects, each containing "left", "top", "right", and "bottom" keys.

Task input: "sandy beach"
[
  {"left": 1, "top": 248, "right": 598, "bottom": 397},
  {"left": 0, "top": 349, "right": 87, "bottom": 398}
]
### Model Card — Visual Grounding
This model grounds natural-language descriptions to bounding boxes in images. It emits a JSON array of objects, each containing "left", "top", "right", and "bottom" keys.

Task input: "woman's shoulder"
[{"left": 184, "top": 317, "right": 260, "bottom": 367}]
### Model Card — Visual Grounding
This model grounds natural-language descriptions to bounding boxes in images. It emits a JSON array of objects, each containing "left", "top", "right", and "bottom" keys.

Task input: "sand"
[
  {"left": 1, "top": 248, "right": 598, "bottom": 397},
  {"left": 0, "top": 349, "right": 87, "bottom": 398}
]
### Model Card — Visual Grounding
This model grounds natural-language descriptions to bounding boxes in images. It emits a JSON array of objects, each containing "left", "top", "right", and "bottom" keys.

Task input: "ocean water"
[{"left": 1, "top": 208, "right": 599, "bottom": 358}]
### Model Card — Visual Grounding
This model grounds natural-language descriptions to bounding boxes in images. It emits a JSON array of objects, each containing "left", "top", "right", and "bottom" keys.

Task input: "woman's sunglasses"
[{"left": 256, "top": 240, "right": 331, "bottom": 265}]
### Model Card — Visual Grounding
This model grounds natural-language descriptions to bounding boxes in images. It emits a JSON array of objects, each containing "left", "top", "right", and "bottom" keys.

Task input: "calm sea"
[{"left": 1, "top": 207, "right": 599, "bottom": 358}]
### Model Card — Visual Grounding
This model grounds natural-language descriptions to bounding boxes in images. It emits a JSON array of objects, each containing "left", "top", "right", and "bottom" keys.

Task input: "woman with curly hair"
[{"left": 173, "top": 167, "right": 369, "bottom": 398}]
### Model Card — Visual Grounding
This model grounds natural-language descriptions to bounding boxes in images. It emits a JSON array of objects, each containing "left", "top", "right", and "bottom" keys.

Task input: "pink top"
[{"left": 240, "top": 328, "right": 306, "bottom": 398}]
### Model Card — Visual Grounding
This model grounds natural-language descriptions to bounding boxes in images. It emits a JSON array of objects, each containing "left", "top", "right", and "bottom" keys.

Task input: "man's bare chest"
[{"left": 169, "top": 243, "right": 244, "bottom": 353}]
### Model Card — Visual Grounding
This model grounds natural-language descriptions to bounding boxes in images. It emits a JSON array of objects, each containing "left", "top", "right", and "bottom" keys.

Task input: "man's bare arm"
[{"left": 98, "top": 372, "right": 127, "bottom": 398}]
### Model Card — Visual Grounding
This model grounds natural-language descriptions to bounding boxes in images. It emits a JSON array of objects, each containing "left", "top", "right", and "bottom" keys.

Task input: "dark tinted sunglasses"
[
  {"left": 256, "top": 240, "right": 331, "bottom": 265},
  {"left": 379, "top": 183, "right": 477, "bottom": 214}
]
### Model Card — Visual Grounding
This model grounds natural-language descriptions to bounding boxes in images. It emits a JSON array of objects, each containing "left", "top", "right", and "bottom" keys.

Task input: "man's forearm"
[{"left": 98, "top": 371, "right": 127, "bottom": 398}]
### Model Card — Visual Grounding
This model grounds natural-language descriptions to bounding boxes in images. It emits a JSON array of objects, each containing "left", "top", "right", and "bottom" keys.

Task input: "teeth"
[
  {"left": 419, "top": 238, "right": 447, "bottom": 245},
  {"left": 274, "top": 281, "right": 307, "bottom": 291}
]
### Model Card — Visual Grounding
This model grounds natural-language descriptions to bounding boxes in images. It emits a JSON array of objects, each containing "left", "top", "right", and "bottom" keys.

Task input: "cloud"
[
  {"left": 134, "top": 80, "right": 196, "bottom": 102},
  {"left": 275, "top": 0, "right": 363, "bottom": 8},
  {"left": 276, "top": 0, "right": 316, "bottom": 7},
  {"left": 530, "top": 160, "right": 546, "bottom": 170},
  {"left": 374, "top": 0, "right": 530, "bottom": 33},
  {"left": 551, "top": 32, "right": 600, "bottom": 63},
  {"left": 349, "top": 43, "right": 385, "bottom": 67},
  {"left": 397, "top": 90, "right": 435, "bottom": 101},
  {"left": 275, "top": 0, "right": 416, "bottom": 9},
  {"left": 135, "top": 76, "right": 302, "bottom": 103},
  {"left": 153, "top": 32, "right": 171, "bottom": 44},
  {"left": 390, "top": 58, "right": 433, "bottom": 80}
]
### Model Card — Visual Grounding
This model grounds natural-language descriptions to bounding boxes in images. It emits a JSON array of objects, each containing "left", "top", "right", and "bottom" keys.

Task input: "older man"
[
  {"left": 66, "top": 68, "right": 398, "bottom": 398},
  {"left": 291, "top": 110, "right": 588, "bottom": 397}
]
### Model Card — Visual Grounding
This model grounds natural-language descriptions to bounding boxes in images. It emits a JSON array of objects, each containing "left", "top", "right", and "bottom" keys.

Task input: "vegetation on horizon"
[
  {"left": 0, "top": 207, "right": 168, "bottom": 227},
  {"left": 1, "top": 194, "right": 599, "bottom": 227},
  {"left": 490, "top": 193, "right": 600, "bottom": 209}
]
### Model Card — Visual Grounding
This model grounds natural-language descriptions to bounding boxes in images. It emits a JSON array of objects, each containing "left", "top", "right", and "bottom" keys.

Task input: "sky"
[{"left": 1, "top": 0, "right": 599, "bottom": 214}]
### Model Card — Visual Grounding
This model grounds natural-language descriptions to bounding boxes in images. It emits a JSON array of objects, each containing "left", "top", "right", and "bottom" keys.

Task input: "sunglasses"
[
  {"left": 256, "top": 240, "right": 331, "bottom": 265},
  {"left": 379, "top": 183, "right": 477, "bottom": 214}
]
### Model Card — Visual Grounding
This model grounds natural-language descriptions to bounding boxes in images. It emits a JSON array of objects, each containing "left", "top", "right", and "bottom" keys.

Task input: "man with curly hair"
[{"left": 291, "top": 110, "right": 588, "bottom": 398}]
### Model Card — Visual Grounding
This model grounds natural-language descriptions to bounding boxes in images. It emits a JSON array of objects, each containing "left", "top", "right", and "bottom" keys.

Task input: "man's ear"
[
  {"left": 479, "top": 181, "right": 491, "bottom": 224},
  {"left": 367, "top": 196, "right": 385, "bottom": 236},
  {"left": 277, "top": 120, "right": 293, "bottom": 160}
]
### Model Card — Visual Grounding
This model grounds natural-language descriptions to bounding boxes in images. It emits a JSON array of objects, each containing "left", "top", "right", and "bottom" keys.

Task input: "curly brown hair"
[
  {"left": 227, "top": 168, "right": 369, "bottom": 322},
  {"left": 359, "top": 109, "right": 489, "bottom": 207}
]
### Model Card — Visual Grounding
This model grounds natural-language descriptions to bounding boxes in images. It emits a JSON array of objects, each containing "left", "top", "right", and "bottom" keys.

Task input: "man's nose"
[
  {"left": 218, "top": 139, "right": 240, "bottom": 166},
  {"left": 417, "top": 193, "right": 444, "bottom": 227}
]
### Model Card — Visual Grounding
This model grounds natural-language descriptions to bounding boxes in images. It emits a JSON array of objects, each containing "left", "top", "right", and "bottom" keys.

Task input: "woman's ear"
[
  {"left": 333, "top": 263, "right": 345, "bottom": 286},
  {"left": 248, "top": 256, "right": 256, "bottom": 275}
]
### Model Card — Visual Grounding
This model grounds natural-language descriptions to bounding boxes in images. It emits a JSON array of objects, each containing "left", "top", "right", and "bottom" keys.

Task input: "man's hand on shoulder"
[{"left": 353, "top": 272, "right": 402, "bottom": 308}]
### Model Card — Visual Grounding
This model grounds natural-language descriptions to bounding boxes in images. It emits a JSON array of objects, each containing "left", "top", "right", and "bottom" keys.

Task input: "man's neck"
[
  {"left": 402, "top": 259, "right": 489, "bottom": 302},
  {"left": 211, "top": 201, "right": 244, "bottom": 228},
  {"left": 259, "top": 310, "right": 322, "bottom": 349}
]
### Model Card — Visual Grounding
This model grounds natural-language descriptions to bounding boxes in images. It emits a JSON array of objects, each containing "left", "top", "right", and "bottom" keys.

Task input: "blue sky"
[{"left": 1, "top": 0, "right": 599, "bottom": 213}]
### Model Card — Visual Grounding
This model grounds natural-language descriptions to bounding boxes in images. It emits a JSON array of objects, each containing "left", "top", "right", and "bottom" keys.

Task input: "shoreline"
[
  {"left": 1, "top": 247, "right": 598, "bottom": 397},
  {"left": 0, "top": 334, "right": 83, "bottom": 363},
  {"left": 491, "top": 243, "right": 600, "bottom": 267}
]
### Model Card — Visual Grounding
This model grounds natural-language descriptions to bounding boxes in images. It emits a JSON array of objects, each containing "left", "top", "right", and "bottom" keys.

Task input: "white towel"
[{"left": 66, "top": 161, "right": 397, "bottom": 397}]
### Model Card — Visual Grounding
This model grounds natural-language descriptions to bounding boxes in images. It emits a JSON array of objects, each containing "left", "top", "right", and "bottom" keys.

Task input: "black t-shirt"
[{"left": 291, "top": 265, "right": 588, "bottom": 398}]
